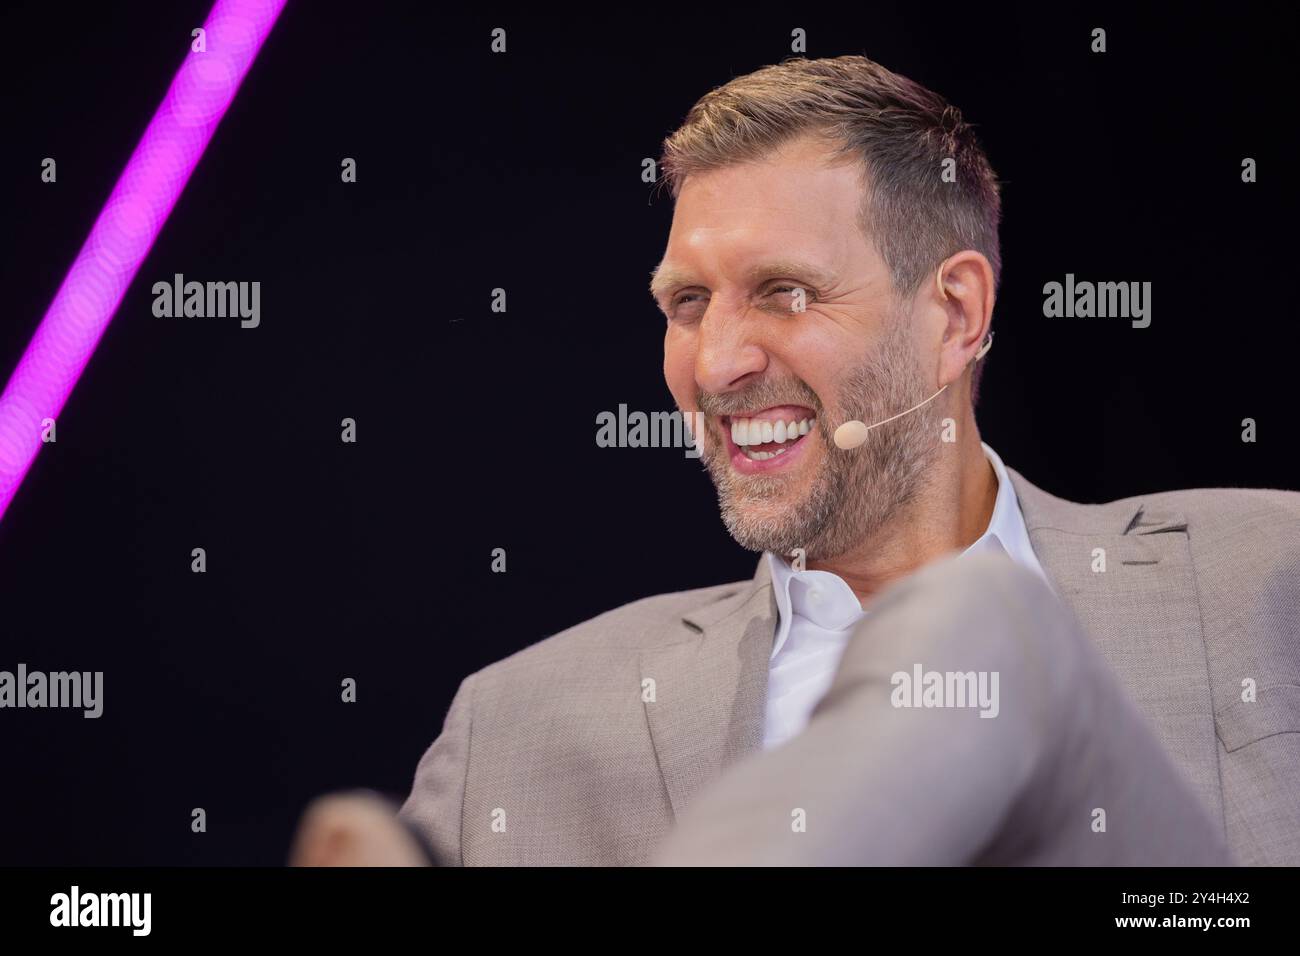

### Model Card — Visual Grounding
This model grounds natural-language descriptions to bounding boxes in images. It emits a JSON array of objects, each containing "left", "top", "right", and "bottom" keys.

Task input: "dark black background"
[{"left": 0, "top": 1, "right": 1294, "bottom": 864}]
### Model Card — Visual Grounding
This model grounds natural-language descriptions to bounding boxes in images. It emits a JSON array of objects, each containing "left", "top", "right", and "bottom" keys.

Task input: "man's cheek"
[{"left": 662, "top": 333, "right": 692, "bottom": 386}]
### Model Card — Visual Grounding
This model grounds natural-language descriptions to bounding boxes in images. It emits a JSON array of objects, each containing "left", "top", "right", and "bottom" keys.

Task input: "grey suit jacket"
[{"left": 399, "top": 468, "right": 1300, "bottom": 865}]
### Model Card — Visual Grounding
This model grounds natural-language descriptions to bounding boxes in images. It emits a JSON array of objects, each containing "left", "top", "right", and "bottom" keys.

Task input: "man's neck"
[{"left": 805, "top": 427, "right": 998, "bottom": 604}]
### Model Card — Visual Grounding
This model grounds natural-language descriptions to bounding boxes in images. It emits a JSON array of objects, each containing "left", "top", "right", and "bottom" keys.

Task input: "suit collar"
[
  {"left": 1007, "top": 465, "right": 1188, "bottom": 537},
  {"left": 678, "top": 556, "right": 775, "bottom": 635}
]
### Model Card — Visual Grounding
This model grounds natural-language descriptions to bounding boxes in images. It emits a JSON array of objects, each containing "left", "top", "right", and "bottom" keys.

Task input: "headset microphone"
[{"left": 832, "top": 330, "right": 994, "bottom": 451}]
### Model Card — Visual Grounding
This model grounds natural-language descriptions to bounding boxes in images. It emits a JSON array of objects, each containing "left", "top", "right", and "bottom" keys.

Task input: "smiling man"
[
  {"left": 394, "top": 55, "right": 1300, "bottom": 866},
  {"left": 653, "top": 125, "right": 1001, "bottom": 616}
]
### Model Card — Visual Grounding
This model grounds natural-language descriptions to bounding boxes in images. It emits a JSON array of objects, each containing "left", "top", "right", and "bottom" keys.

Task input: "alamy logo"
[
  {"left": 595, "top": 405, "right": 704, "bottom": 458},
  {"left": 50, "top": 886, "right": 151, "bottom": 936},
  {"left": 152, "top": 273, "right": 260, "bottom": 328},
  {"left": 0, "top": 664, "right": 103, "bottom": 718},
  {"left": 1042, "top": 273, "right": 1151, "bottom": 328},
  {"left": 890, "top": 663, "right": 1000, "bottom": 718}
]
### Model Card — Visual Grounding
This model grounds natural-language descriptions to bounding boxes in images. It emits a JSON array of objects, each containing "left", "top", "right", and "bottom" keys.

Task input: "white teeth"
[
  {"left": 741, "top": 444, "right": 793, "bottom": 461},
  {"left": 731, "top": 416, "right": 816, "bottom": 446}
]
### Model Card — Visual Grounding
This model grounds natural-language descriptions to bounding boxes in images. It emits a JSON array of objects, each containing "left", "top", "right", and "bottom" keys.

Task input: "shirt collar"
[
  {"left": 765, "top": 442, "right": 1050, "bottom": 660},
  {"left": 978, "top": 442, "right": 1050, "bottom": 585}
]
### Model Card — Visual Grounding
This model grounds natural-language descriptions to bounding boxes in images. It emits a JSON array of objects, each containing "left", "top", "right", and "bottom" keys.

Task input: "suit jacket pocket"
[{"left": 1215, "top": 683, "right": 1300, "bottom": 752}]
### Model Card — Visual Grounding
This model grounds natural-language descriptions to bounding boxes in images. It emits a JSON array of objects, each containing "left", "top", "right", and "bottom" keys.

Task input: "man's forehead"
[
  {"left": 672, "top": 168, "right": 863, "bottom": 232},
  {"left": 652, "top": 162, "right": 868, "bottom": 298},
  {"left": 673, "top": 136, "right": 864, "bottom": 209}
]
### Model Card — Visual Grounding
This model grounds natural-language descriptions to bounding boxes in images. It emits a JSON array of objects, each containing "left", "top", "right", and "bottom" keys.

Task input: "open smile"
[{"left": 720, "top": 405, "right": 817, "bottom": 473}]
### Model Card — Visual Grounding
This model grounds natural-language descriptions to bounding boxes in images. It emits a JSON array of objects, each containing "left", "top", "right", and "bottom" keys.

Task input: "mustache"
[{"left": 696, "top": 379, "right": 823, "bottom": 418}]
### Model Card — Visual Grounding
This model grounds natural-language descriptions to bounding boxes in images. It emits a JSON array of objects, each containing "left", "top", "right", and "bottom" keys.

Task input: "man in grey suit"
[{"left": 392, "top": 55, "right": 1300, "bottom": 866}]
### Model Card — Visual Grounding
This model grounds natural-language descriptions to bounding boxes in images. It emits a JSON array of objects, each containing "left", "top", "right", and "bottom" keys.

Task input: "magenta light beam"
[{"left": 0, "top": 0, "right": 288, "bottom": 523}]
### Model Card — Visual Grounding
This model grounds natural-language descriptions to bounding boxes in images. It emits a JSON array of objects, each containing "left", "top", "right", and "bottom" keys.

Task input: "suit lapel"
[
  {"left": 641, "top": 560, "right": 775, "bottom": 820},
  {"left": 1008, "top": 467, "right": 1225, "bottom": 828}
]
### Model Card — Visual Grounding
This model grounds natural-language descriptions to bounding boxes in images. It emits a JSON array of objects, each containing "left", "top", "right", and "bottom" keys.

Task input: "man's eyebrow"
[
  {"left": 649, "top": 260, "right": 837, "bottom": 302},
  {"left": 743, "top": 260, "right": 838, "bottom": 292},
  {"left": 649, "top": 265, "right": 690, "bottom": 303}
]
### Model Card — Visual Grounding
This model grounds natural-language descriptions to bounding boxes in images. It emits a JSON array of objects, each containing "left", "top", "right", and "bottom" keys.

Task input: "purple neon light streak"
[{"left": 0, "top": 0, "right": 287, "bottom": 523}]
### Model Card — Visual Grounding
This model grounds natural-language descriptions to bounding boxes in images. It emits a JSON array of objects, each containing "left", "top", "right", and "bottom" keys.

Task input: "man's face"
[{"left": 655, "top": 135, "right": 943, "bottom": 561}]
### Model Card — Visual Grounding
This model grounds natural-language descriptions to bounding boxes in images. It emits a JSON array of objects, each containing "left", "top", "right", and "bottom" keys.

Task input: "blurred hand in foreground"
[{"left": 289, "top": 790, "right": 431, "bottom": 867}]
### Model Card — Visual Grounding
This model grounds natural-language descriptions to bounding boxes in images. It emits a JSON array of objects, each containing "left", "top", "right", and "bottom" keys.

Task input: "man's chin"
[{"left": 717, "top": 496, "right": 819, "bottom": 557}]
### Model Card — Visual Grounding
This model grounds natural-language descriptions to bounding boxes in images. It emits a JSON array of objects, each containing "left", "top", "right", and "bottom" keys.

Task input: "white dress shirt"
[{"left": 761, "top": 443, "right": 1050, "bottom": 750}]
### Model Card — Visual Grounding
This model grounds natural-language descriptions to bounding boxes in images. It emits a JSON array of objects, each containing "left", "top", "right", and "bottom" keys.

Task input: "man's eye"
[
  {"left": 766, "top": 286, "right": 810, "bottom": 312},
  {"left": 669, "top": 293, "right": 708, "bottom": 322}
]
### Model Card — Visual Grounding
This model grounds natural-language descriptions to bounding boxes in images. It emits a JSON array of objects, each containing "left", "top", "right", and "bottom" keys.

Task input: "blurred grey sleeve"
[
  {"left": 398, "top": 673, "right": 474, "bottom": 867},
  {"left": 654, "top": 552, "right": 1233, "bottom": 866}
]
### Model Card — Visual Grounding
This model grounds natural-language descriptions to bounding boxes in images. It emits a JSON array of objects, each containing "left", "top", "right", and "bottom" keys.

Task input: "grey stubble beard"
[{"left": 695, "top": 312, "right": 944, "bottom": 562}]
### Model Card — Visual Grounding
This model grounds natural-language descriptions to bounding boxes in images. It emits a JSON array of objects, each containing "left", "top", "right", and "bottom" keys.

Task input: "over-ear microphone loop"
[{"left": 831, "top": 265, "right": 994, "bottom": 452}]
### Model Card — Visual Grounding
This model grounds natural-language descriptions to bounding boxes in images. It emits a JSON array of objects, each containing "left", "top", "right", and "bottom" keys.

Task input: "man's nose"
[{"left": 694, "top": 308, "right": 767, "bottom": 395}]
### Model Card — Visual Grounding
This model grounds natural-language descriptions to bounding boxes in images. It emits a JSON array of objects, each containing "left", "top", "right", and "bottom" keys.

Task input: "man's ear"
[{"left": 932, "top": 250, "right": 995, "bottom": 389}]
